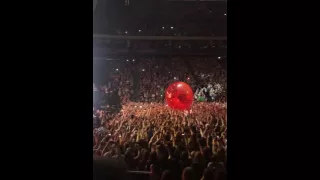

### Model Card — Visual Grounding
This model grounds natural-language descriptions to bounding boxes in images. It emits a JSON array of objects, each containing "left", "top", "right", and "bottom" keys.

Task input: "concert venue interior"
[{"left": 93, "top": 1, "right": 227, "bottom": 180}]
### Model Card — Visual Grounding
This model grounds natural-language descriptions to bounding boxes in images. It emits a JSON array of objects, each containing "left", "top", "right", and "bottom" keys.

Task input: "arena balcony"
[
  {"left": 93, "top": 34, "right": 227, "bottom": 58},
  {"left": 93, "top": 34, "right": 226, "bottom": 41}
]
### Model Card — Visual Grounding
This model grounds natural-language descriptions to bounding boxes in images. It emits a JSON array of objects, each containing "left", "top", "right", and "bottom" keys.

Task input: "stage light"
[
  {"left": 142, "top": 69, "right": 145, "bottom": 71},
  {"left": 224, "top": 13, "right": 227, "bottom": 16},
  {"left": 125, "top": 31, "right": 128, "bottom": 34},
  {"left": 133, "top": 59, "right": 135, "bottom": 62},
  {"left": 116, "top": 69, "right": 119, "bottom": 71},
  {"left": 138, "top": 30, "right": 141, "bottom": 32},
  {"left": 170, "top": 26, "right": 173, "bottom": 29},
  {"left": 218, "top": 57, "right": 221, "bottom": 59},
  {"left": 162, "top": 26, "right": 165, "bottom": 29},
  {"left": 174, "top": 77, "right": 177, "bottom": 80},
  {"left": 126, "top": 59, "right": 129, "bottom": 62}
]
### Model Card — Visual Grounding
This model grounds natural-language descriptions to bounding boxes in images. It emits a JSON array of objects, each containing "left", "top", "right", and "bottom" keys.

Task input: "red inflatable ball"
[{"left": 165, "top": 81, "right": 194, "bottom": 110}]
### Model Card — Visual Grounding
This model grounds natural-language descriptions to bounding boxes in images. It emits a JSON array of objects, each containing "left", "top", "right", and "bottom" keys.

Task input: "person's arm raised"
[
  {"left": 133, "top": 148, "right": 141, "bottom": 160},
  {"left": 184, "top": 137, "right": 192, "bottom": 159},
  {"left": 136, "top": 130, "right": 141, "bottom": 142},
  {"left": 198, "top": 139, "right": 204, "bottom": 155},
  {"left": 200, "top": 127, "right": 206, "bottom": 138},
  {"left": 165, "top": 144, "right": 173, "bottom": 159},
  {"left": 101, "top": 140, "right": 112, "bottom": 155},
  {"left": 206, "top": 135, "right": 211, "bottom": 148},
  {"left": 121, "top": 132, "right": 129, "bottom": 145},
  {"left": 148, "top": 131, "right": 158, "bottom": 148},
  {"left": 93, "top": 129, "right": 100, "bottom": 149},
  {"left": 189, "top": 127, "right": 195, "bottom": 136},
  {"left": 213, "top": 119, "right": 219, "bottom": 132},
  {"left": 101, "top": 133, "right": 110, "bottom": 143}
]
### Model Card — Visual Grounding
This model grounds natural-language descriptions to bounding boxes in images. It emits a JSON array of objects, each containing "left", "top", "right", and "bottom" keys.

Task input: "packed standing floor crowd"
[
  {"left": 93, "top": 102, "right": 226, "bottom": 180},
  {"left": 93, "top": 58, "right": 227, "bottom": 180}
]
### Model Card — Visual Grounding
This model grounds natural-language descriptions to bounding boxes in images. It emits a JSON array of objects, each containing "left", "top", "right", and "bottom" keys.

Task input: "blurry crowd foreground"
[{"left": 93, "top": 102, "right": 227, "bottom": 180}]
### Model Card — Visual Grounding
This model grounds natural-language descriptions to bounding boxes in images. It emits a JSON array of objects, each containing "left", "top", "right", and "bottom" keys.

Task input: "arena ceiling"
[{"left": 93, "top": 0, "right": 227, "bottom": 35}]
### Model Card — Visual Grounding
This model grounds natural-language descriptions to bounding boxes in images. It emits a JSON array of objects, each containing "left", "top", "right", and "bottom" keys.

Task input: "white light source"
[
  {"left": 218, "top": 56, "right": 221, "bottom": 59},
  {"left": 138, "top": 30, "right": 141, "bottom": 32},
  {"left": 132, "top": 59, "right": 135, "bottom": 62},
  {"left": 224, "top": 13, "right": 227, "bottom": 16},
  {"left": 170, "top": 26, "right": 173, "bottom": 29},
  {"left": 126, "top": 59, "right": 129, "bottom": 62},
  {"left": 174, "top": 77, "right": 177, "bottom": 80},
  {"left": 162, "top": 26, "right": 165, "bottom": 29},
  {"left": 125, "top": 31, "right": 128, "bottom": 34},
  {"left": 116, "top": 69, "right": 119, "bottom": 71},
  {"left": 142, "top": 69, "right": 145, "bottom": 72}
]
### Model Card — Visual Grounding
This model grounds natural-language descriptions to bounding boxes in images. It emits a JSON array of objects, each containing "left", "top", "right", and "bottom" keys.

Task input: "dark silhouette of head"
[
  {"left": 93, "top": 156, "right": 127, "bottom": 180},
  {"left": 149, "top": 151, "right": 157, "bottom": 162},
  {"left": 160, "top": 170, "right": 174, "bottom": 180},
  {"left": 182, "top": 167, "right": 195, "bottom": 180},
  {"left": 202, "top": 167, "right": 215, "bottom": 180}
]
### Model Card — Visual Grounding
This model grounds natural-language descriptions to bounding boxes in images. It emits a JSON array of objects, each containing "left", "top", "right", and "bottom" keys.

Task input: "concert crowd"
[
  {"left": 93, "top": 58, "right": 227, "bottom": 180},
  {"left": 93, "top": 57, "right": 226, "bottom": 105}
]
